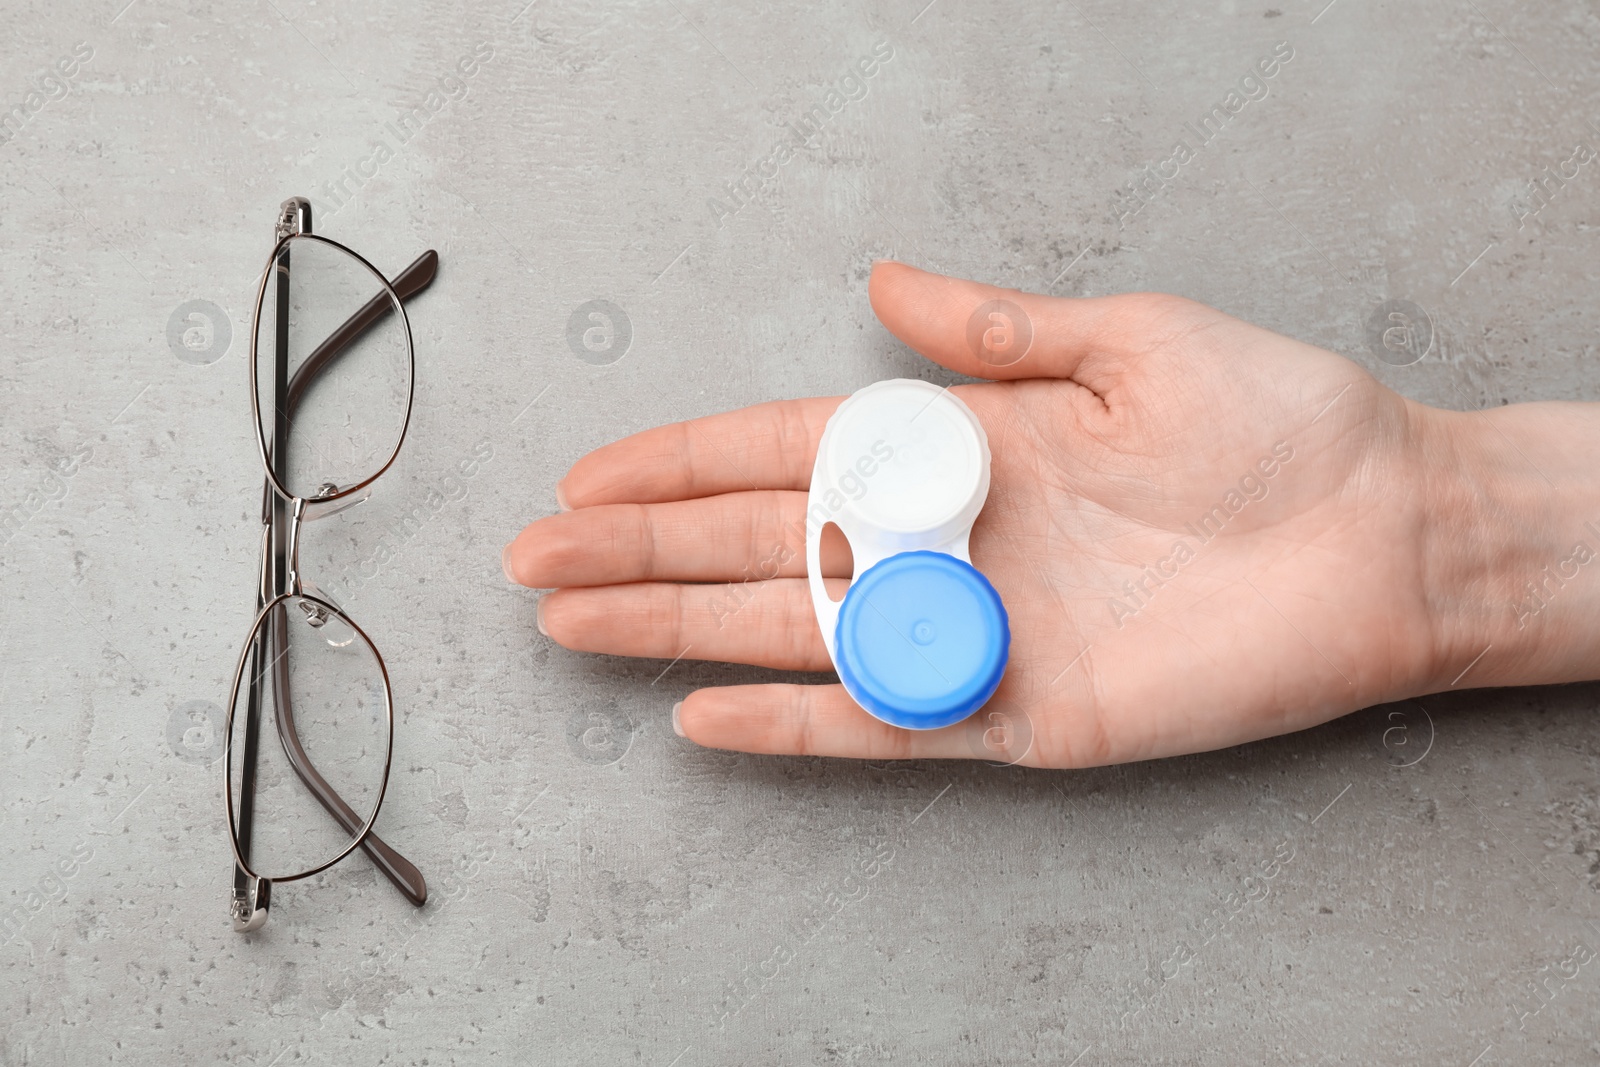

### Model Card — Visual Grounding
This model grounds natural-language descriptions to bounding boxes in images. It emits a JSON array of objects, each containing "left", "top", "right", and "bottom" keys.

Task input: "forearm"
[{"left": 1422, "top": 400, "right": 1600, "bottom": 690}]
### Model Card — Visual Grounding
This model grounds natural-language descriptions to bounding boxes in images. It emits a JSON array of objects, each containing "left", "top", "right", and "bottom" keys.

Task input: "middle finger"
[{"left": 504, "top": 490, "right": 854, "bottom": 588}]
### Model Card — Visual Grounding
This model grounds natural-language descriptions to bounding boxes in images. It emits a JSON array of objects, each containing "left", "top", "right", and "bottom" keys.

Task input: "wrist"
[{"left": 1419, "top": 400, "right": 1600, "bottom": 690}]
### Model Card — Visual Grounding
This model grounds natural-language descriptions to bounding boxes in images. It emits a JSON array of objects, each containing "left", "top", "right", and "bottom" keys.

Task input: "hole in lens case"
[{"left": 806, "top": 379, "right": 1010, "bottom": 730}]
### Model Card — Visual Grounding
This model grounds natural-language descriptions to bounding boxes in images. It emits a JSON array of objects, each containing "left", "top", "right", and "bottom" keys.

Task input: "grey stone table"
[{"left": 3, "top": 0, "right": 1598, "bottom": 1063}]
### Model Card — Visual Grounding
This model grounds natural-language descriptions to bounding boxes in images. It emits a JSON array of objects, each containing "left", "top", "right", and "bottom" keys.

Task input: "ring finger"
[{"left": 538, "top": 577, "right": 845, "bottom": 671}]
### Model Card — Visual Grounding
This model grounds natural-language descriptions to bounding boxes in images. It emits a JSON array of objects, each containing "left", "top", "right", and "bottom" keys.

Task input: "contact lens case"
[{"left": 805, "top": 379, "right": 1010, "bottom": 730}]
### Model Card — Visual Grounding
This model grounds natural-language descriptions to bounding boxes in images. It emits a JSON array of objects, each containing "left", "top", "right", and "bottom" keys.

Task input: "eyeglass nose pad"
[
  {"left": 301, "top": 484, "right": 373, "bottom": 522},
  {"left": 295, "top": 583, "right": 357, "bottom": 648}
]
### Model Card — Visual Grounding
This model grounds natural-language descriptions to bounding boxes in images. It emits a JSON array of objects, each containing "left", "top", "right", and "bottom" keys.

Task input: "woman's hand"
[{"left": 503, "top": 261, "right": 1600, "bottom": 767}]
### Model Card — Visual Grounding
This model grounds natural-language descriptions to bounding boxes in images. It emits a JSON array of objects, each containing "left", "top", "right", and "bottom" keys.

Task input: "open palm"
[{"left": 505, "top": 261, "right": 1458, "bottom": 767}]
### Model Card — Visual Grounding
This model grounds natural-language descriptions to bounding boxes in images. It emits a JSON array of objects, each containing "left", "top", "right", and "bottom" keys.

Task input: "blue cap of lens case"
[{"left": 805, "top": 380, "right": 1010, "bottom": 730}]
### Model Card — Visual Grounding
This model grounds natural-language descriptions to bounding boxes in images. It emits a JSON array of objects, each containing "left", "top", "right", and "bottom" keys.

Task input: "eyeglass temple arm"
[
  {"left": 248, "top": 247, "right": 440, "bottom": 910},
  {"left": 233, "top": 217, "right": 305, "bottom": 933},
  {"left": 231, "top": 624, "right": 273, "bottom": 931},
  {"left": 267, "top": 609, "right": 428, "bottom": 906},
  {"left": 286, "top": 248, "right": 438, "bottom": 419}
]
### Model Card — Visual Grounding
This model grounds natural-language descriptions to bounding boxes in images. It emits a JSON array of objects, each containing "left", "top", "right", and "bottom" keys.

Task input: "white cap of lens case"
[{"left": 805, "top": 379, "right": 1010, "bottom": 731}]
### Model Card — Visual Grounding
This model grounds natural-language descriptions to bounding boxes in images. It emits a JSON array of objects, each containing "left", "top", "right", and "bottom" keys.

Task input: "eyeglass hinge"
[
  {"left": 230, "top": 879, "right": 270, "bottom": 932},
  {"left": 276, "top": 197, "right": 312, "bottom": 240}
]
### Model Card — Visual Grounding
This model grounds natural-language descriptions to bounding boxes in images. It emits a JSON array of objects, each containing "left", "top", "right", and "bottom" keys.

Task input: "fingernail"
[
  {"left": 536, "top": 597, "right": 549, "bottom": 636},
  {"left": 671, "top": 701, "right": 685, "bottom": 737},
  {"left": 501, "top": 543, "right": 517, "bottom": 584},
  {"left": 555, "top": 481, "right": 572, "bottom": 512}
]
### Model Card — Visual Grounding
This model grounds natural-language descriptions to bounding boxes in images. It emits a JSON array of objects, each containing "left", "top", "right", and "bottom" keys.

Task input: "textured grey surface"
[{"left": 3, "top": 0, "right": 1600, "bottom": 1063}]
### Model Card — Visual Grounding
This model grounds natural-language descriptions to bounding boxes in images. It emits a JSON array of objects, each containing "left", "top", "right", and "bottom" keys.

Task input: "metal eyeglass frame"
[{"left": 223, "top": 196, "right": 438, "bottom": 932}]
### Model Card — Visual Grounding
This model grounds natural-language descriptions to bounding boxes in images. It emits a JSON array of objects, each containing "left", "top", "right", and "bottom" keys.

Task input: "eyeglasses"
[{"left": 223, "top": 197, "right": 436, "bottom": 931}]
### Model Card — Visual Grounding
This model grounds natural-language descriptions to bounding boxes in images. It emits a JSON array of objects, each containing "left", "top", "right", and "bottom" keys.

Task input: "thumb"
[{"left": 867, "top": 260, "right": 1145, "bottom": 390}]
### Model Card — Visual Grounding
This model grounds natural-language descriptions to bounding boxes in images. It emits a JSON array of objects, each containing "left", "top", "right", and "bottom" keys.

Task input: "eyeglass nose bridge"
[
  {"left": 284, "top": 497, "right": 308, "bottom": 598},
  {"left": 275, "top": 488, "right": 376, "bottom": 607}
]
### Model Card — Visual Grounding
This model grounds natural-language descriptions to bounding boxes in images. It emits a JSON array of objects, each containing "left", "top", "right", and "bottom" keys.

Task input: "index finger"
[{"left": 558, "top": 396, "right": 842, "bottom": 508}]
